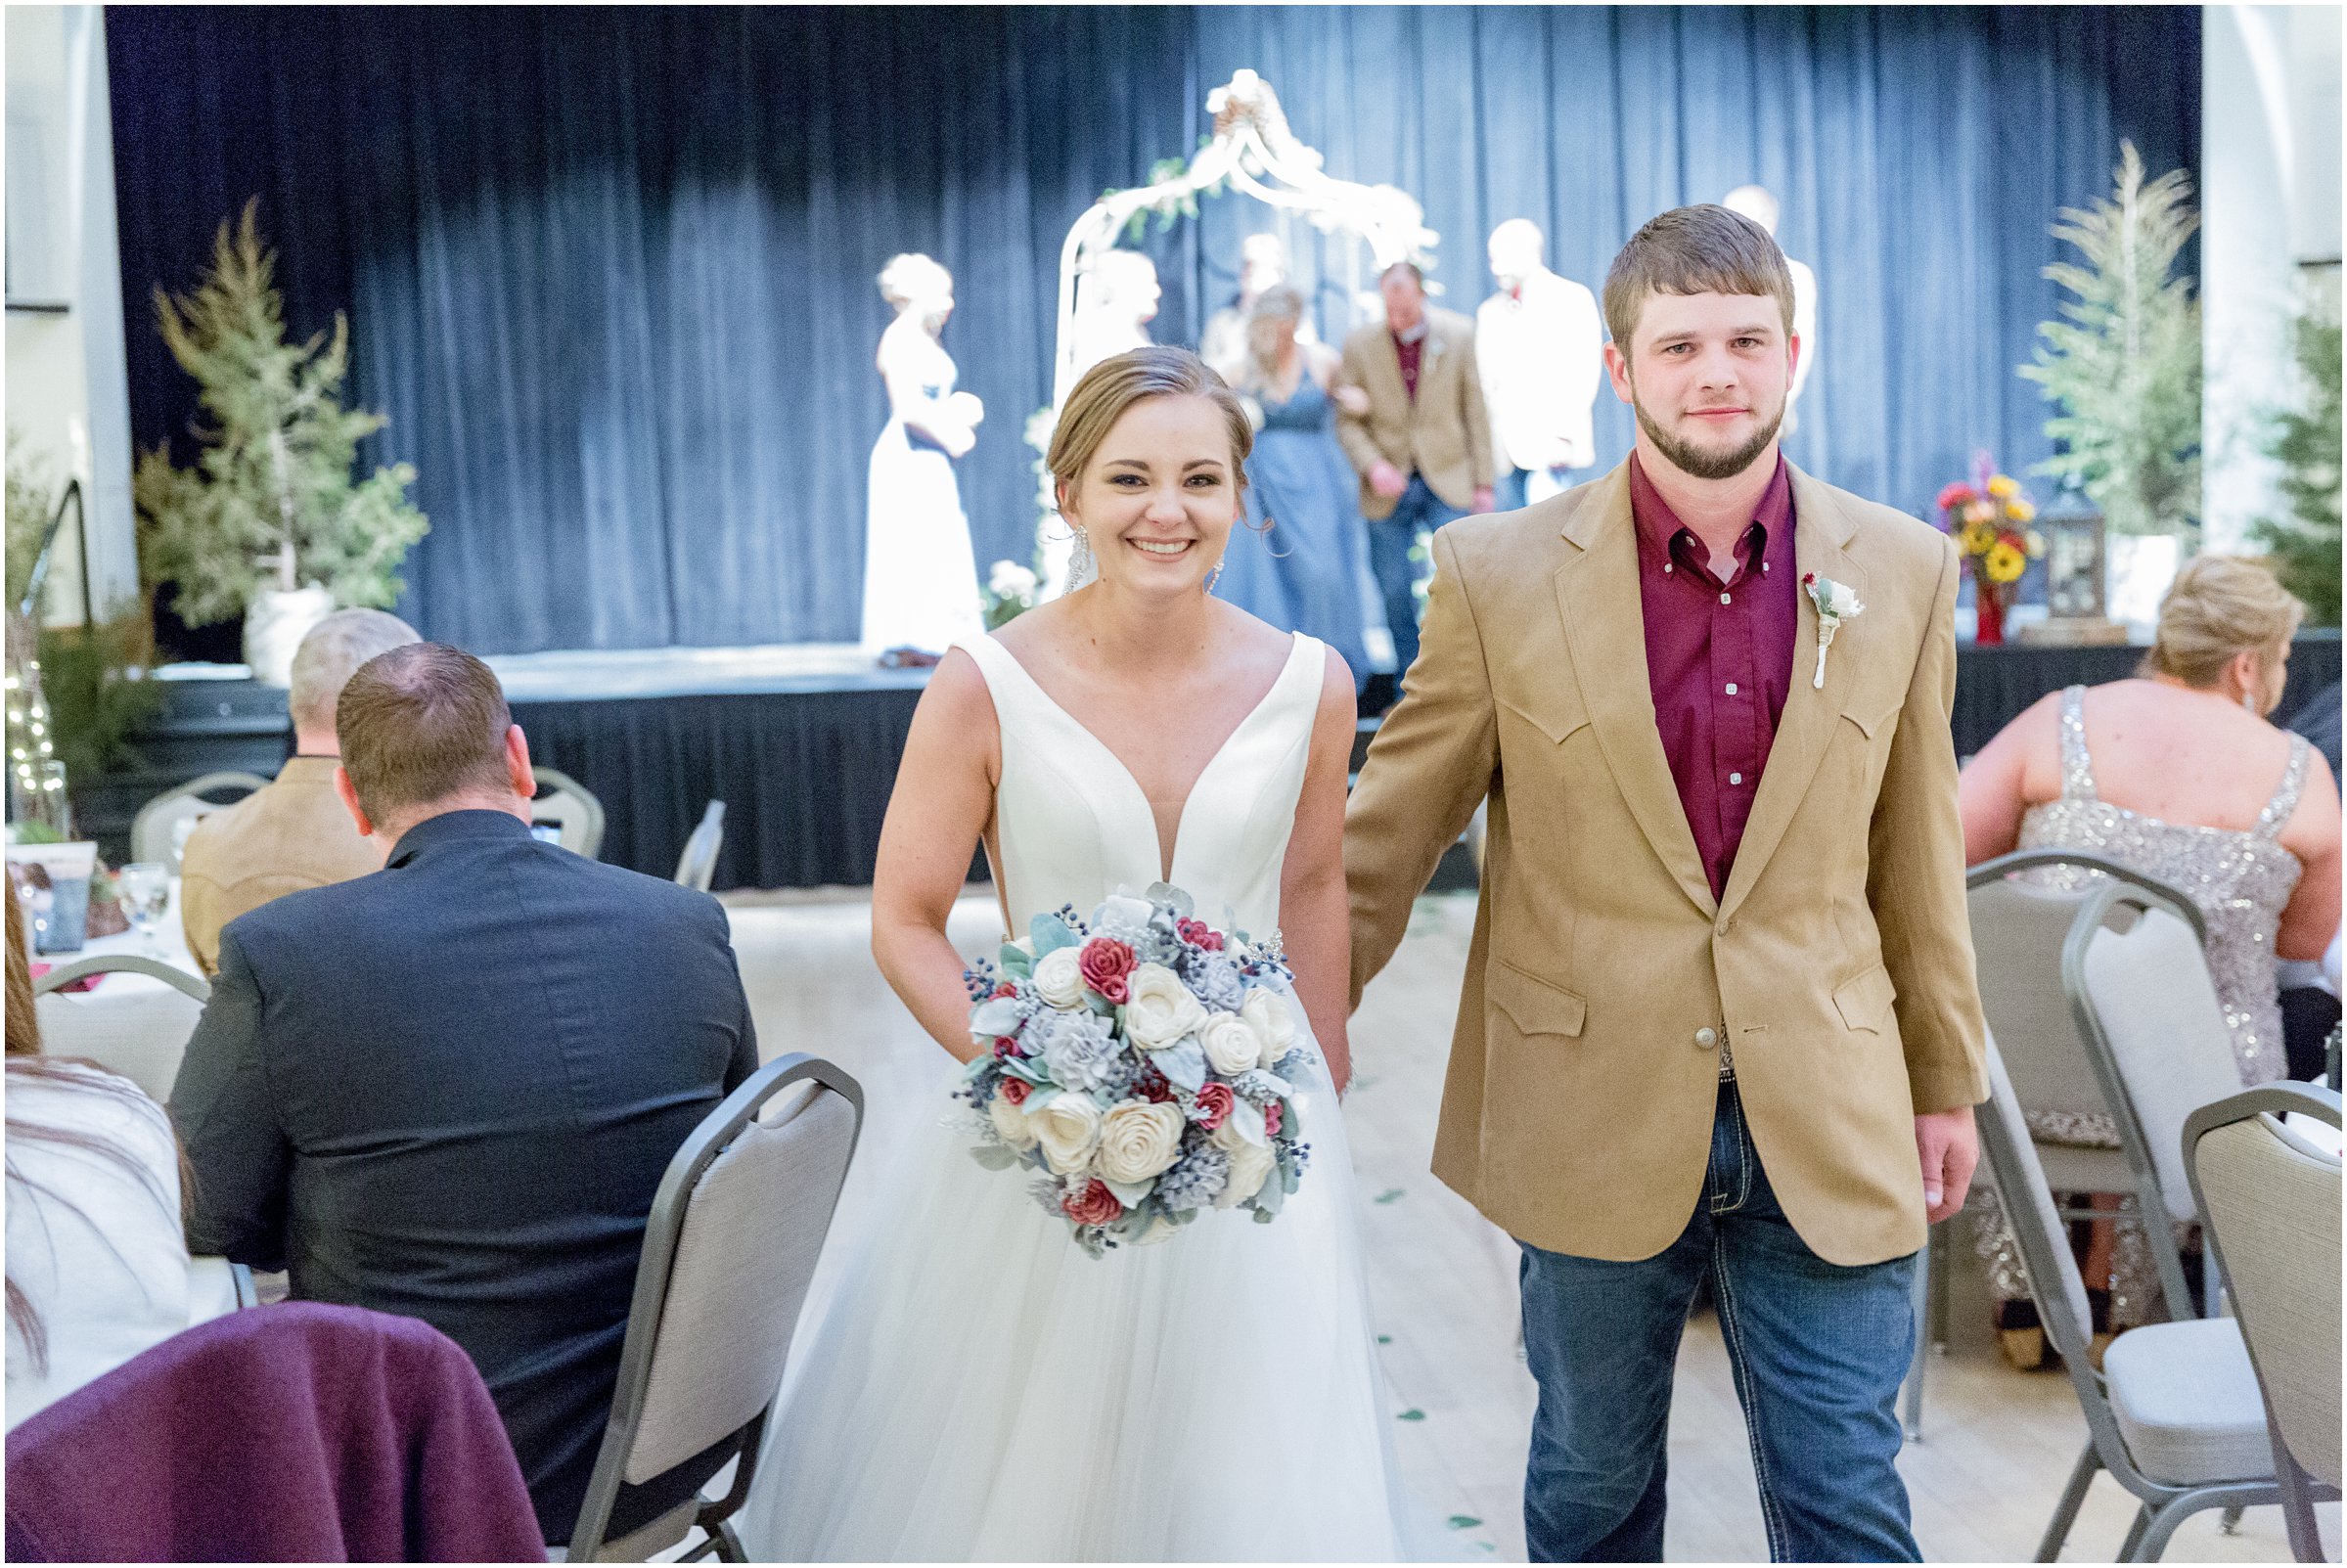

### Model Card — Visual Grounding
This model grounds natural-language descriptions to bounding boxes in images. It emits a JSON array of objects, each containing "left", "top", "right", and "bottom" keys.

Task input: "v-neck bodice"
[{"left": 956, "top": 632, "right": 1322, "bottom": 940}]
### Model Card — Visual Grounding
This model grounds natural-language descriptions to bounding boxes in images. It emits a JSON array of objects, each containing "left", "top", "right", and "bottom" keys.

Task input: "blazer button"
[{"left": 1694, "top": 1027, "right": 1719, "bottom": 1051}]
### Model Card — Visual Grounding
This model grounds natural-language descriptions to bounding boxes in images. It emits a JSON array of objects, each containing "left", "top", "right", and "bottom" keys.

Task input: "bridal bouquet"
[{"left": 957, "top": 883, "right": 1317, "bottom": 1256}]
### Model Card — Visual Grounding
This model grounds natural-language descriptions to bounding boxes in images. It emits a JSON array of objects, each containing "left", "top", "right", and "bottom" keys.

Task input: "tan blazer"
[
  {"left": 1333, "top": 307, "right": 1497, "bottom": 520},
  {"left": 179, "top": 756, "right": 382, "bottom": 976},
  {"left": 1345, "top": 461, "right": 1989, "bottom": 1267}
]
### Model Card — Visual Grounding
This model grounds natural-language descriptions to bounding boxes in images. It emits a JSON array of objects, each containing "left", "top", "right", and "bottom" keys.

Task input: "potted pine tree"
[{"left": 133, "top": 202, "right": 428, "bottom": 685}]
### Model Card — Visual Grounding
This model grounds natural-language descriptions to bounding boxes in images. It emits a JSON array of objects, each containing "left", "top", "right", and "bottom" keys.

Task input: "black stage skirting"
[{"left": 98, "top": 634, "right": 2341, "bottom": 891}]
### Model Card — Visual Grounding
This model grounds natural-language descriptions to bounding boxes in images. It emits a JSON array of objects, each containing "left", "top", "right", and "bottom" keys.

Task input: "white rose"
[
  {"left": 1199, "top": 1011, "right": 1262, "bottom": 1077},
  {"left": 1094, "top": 1098, "right": 1187, "bottom": 1184},
  {"left": 1123, "top": 963, "right": 1207, "bottom": 1052},
  {"left": 1215, "top": 1140, "right": 1277, "bottom": 1208},
  {"left": 1032, "top": 946, "right": 1085, "bottom": 1009},
  {"left": 1031, "top": 1093, "right": 1103, "bottom": 1176},
  {"left": 1240, "top": 988, "right": 1296, "bottom": 1067},
  {"left": 987, "top": 1091, "right": 1039, "bottom": 1150}
]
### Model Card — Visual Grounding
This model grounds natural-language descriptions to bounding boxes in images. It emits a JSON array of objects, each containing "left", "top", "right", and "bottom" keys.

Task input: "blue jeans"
[
  {"left": 1518, "top": 1084, "right": 1919, "bottom": 1563},
  {"left": 1364, "top": 475, "right": 1462, "bottom": 680}
]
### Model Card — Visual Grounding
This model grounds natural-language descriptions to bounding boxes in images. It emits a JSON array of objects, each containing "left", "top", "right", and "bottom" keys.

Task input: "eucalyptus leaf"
[
  {"left": 970, "top": 1144, "right": 1018, "bottom": 1172},
  {"left": 969, "top": 998, "right": 1025, "bottom": 1036},
  {"left": 1103, "top": 1176, "right": 1155, "bottom": 1208},
  {"left": 998, "top": 944, "right": 1034, "bottom": 979},
  {"left": 1030, "top": 914, "right": 1080, "bottom": 957},
  {"left": 1145, "top": 881, "right": 1195, "bottom": 919},
  {"left": 1150, "top": 1041, "right": 1207, "bottom": 1095}
]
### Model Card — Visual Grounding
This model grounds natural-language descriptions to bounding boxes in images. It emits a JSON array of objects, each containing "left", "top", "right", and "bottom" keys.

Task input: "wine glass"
[{"left": 116, "top": 862, "right": 170, "bottom": 959}]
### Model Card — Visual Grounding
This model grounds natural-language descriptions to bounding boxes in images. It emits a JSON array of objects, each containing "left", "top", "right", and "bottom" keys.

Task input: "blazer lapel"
[
  {"left": 1718, "top": 465, "right": 1867, "bottom": 919},
  {"left": 1556, "top": 467, "right": 1718, "bottom": 919}
]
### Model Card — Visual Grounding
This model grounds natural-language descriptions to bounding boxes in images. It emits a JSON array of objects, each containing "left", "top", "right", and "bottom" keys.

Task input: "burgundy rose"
[
  {"left": 1061, "top": 1179, "right": 1124, "bottom": 1228},
  {"left": 1134, "top": 1065, "right": 1174, "bottom": 1104},
  {"left": 992, "top": 1036, "right": 1022, "bottom": 1059},
  {"left": 1078, "top": 937, "right": 1137, "bottom": 1004},
  {"left": 1000, "top": 1077, "right": 1030, "bottom": 1106},
  {"left": 1191, "top": 1082, "right": 1236, "bottom": 1131},
  {"left": 1263, "top": 1100, "right": 1284, "bottom": 1139},
  {"left": 992, "top": 982, "right": 1018, "bottom": 999}
]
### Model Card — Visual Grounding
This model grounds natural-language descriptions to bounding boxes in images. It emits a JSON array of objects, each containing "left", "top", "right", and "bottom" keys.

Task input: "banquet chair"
[
  {"left": 2185, "top": 1084, "right": 2343, "bottom": 1562},
  {"left": 673, "top": 801, "right": 726, "bottom": 893},
  {"left": 32, "top": 955, "right": 209, "bottom": 1102},
  {"left": 1902, "top": 850, "right": 2204, "bottom": 1440},
  {"left": 530, "top": 768, "right": 607, "bottom": 860},
  {"left": 130, "top": 771, "right": 271, "bottom": 868},
  {"left": 2064, "top": 883, "right": 2248, "bottom": 1322},
  {"left": 1974, "top": 1040, "right": 2282, "bottom": 1562},
  {"left": 563, "top": 1052, "right": 864, "bottom": 1562}
]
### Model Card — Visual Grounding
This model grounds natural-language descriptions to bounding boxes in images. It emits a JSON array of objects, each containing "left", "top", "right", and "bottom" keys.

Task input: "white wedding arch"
[{"left": 1033, "top": 70, "right": 1439, "bottom": 587}]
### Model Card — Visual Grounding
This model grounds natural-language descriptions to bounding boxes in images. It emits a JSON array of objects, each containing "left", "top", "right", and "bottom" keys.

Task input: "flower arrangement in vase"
[{"left": 1935, "top": 457, "right": 2046, "bottom": 645}]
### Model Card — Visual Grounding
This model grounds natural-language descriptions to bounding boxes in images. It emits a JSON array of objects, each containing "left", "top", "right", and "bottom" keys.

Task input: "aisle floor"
[{"left": 724, "top": 887, "right": 2330, "bottom": 1563}]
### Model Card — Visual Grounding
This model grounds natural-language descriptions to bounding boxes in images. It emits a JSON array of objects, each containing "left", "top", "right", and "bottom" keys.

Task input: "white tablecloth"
[{"left": 31, "top": 880, "right": 207, "bottom": 1102}]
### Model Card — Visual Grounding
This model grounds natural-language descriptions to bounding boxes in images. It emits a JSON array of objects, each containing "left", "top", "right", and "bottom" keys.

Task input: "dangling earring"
[
  {"left": 1069, "top": 526, "right": 1092, "bottom": 587},
  {"left": 1206, "top": 559, "right": 1225, "bottom": 596}
]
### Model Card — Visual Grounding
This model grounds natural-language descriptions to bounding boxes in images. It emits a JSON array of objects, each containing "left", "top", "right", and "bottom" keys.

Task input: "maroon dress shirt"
[
  {"left": 1393, "top": 331, "right": 1424, "bottom": 401},
  {"left": 1628, "top": 452, "right": 1798, "bottom": 901}
]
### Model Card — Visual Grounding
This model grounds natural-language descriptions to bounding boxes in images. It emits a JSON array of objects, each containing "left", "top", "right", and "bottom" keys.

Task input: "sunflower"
[
  {"left": 1960, "top": 520, "right": 1999, "bottom": 557},
  {"left": 1984, "top": 539, "right": 2028, "bottom": 584},
  {"left": 2006, "top": 498, "right": 2036, "bottom": 524},
  {"left": 1987, "top": 474, "right": 2020, "bottom": 501}
]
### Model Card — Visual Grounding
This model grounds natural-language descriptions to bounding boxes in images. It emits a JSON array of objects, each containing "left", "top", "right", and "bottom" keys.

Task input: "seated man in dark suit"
[{"left": 170, "top": 643, "right": 758, "bottom": 1544}]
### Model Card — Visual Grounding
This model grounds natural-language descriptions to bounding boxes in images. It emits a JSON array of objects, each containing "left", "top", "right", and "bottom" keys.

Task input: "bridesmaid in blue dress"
[{"left": 1213, "top": 287, "right": 1381, "bottom": 688}]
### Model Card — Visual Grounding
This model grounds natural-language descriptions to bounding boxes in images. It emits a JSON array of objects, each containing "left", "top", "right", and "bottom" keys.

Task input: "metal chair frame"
[
  {"left": 1975, "top": 1042, "right": 2284, "bottom": 1561},
  {"left": 1902, "top": 849, "right": 2204, "bottom": 1442},
  {"left": 672, "top": 801, "right": 726, "bottom": 893},
  {"left": 128, "top": 772, "right": 272, "bottom": 867},
  {"left": 2184, "top": 1083, "right": 2345, "bottom": 1563},
  {"left": 530, "top": 767, "right": 608, "bottom": 861},
  {"left": 30, "top": 954, "right": 209, "bottom": 1003},
  {"left": 564, "top": 1053, "right": 865, "bottom": 1562}
]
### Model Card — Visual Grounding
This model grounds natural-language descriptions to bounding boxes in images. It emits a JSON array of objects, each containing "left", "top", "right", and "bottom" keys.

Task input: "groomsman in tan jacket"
[{"left": 1346, "top": 206, "right": 1988, "bottom": 1563}]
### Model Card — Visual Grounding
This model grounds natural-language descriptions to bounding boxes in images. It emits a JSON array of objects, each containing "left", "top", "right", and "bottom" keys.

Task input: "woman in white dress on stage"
[
  {"left": 860, "top": 252, "right": 987, "bottom": 656},
  {"left": 741, "top": 346, "right": 1421, "bottom": 1560}
]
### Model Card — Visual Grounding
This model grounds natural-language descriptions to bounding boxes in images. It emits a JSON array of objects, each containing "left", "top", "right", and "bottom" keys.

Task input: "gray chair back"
[
  {"left": 529, "top": 768, "right": 607, "bottom": 860},
  {"left": 130, "top": 772, "right": 271, "bottom": 868},
  {"left": 1975, "top": 1039, "right": 2098, "bottom": 1366},
  {"left": 1967, "top": 850, "right": 2201, "bottom": 1192},
  {"left": 2186, "top": 1085, "right": 2342, "bottom": 1506},
  {"left": 672, "top": 802, "right": 725, "bottom": 894},
  {"left": 31, "top": 957, "right": 210, "bottom": 1101},
  {"left": 565, "top": 1053, "right": 863, "bottom": 1562},
  {"left": 2066, "top": 886, "right": 2247, "bottom": 1227}
]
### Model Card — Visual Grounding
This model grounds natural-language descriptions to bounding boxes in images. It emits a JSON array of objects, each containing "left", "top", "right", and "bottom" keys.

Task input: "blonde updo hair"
[
  {"left": 1046, "top": 347, "right": 1253, "bottom": 509},
  {"left": 2142, "top": 555, "right": 2304, "bottom": 689},
  {"left": 878, "top": 252, "right": 951, "bottom": 310}
]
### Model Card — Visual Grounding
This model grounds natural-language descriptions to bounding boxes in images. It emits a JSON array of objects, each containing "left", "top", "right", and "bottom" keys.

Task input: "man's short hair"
[
  {"left": 1378, "top": 259, "right": 1425, "bottom": 290},
  {"left": 1602, "top": 204, "right": 1794, "bottom": 354},
  {"left": 336, "top": 644, "right": 515, "bottom": 822},
  {"left": 289, "top": 609, "right": 421, "bottom": 735}
]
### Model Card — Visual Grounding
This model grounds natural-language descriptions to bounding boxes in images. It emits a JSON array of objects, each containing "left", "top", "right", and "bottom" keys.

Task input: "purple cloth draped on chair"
[{"left": 6, "top": 1301, "right": 546, "bottom": 1563}]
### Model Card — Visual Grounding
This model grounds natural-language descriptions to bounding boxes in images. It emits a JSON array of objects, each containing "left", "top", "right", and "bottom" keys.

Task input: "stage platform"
[{"left": 86, "top": 633, "right": 2340, "bottom": 892}]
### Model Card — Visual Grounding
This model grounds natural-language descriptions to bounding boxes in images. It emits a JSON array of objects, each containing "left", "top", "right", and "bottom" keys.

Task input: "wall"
[{"left": 5, "top": 3, "right": 136, "bottom": 624}]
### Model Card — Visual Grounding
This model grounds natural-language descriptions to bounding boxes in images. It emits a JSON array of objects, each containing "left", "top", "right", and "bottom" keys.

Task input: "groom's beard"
[{"left": 1630, "top": 378, "right": 1785, "bottom": 482}]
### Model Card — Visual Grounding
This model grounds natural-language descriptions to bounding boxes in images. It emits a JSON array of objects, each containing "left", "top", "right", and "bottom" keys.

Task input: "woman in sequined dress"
[{"left": 1958, "top": 557, "right": 2341, "bottom": 1361}]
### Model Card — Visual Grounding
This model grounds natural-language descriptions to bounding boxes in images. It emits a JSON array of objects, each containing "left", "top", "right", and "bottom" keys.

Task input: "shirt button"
[
  {"left": 1729, "top": 772, "right": 1743, "bottom": 785},
  {"left": 1725, "top": 682, "right": 1738, "bottom": 695},
  {"left": 1719, "top": 592, "right": 1732, "bottom": 605},
  {"left": 1695, "top": 1027, "right": 1719, "bottom": 1050}
]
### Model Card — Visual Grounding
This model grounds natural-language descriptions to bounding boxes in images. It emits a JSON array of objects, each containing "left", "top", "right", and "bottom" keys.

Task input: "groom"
[{"left": 1345, "top": 205, "right": 1988, "bottom": 1563}]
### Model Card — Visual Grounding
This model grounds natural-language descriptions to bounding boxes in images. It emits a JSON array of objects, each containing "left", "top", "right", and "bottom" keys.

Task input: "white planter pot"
[{"left": 243, "top": 586, "right": 336, "bottom": 687}]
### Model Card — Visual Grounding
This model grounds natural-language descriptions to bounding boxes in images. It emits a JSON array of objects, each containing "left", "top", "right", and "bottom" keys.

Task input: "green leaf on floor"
[
  {"left": 1351, "top": 1073, "right": 1379, "bottom": 1092},
  {"left": 1446, "top": 1516, "right": 1482, "bottom": 1530},
  {"left": 1374, "top": 1187, "right": 1405, "bottom": 1204},
  {"left": 1475, "top": 1542, "right": 1497, "bottom": 1553},
  {"left": 1377, "top": 1334, "right": 1392, "bottom": 1344},
  {"left": 1396, "top": 1408, "right": 1425, "bottom": 1421}
]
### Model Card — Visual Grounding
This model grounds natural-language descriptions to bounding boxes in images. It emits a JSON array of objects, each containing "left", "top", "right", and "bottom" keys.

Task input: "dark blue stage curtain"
[{"left": 107, "top": 7, "right": 2198, "bottom": 655}]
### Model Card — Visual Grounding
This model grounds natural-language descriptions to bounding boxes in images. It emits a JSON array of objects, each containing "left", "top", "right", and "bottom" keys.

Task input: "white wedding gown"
[{"left": 738, "top": 630, "right": 1421, "bottom": 1561}]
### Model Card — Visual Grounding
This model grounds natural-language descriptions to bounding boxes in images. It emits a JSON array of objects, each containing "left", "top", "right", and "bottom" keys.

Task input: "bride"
[{"left": 739, "top": 345, "right": 1420, "bottom": 1560}]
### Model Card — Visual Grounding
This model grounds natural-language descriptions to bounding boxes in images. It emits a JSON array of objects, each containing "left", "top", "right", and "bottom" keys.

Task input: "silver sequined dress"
[{"left": 1977, "top": 685, "right": 2312, "bottom": 1323}]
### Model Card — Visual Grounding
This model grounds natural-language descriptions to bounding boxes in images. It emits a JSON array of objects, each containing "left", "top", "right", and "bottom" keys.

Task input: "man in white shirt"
[
  {"left": 1475, "top": 219, "right": 1604, "bottom": 511},
  {"left": 1722, "top": 187, "right": 1818, "bottom": 434}
]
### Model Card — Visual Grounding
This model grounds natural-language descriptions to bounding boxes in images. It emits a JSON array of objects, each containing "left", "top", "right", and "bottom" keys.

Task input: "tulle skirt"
[{"left": 737, "top": 1026, "right": 1420, "bottom": 1562}]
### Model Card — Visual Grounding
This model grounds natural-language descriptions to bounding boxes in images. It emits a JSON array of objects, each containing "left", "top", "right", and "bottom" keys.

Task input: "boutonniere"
[{"left": 1802, "top": 573, "right": 1865, "bottom": 689}]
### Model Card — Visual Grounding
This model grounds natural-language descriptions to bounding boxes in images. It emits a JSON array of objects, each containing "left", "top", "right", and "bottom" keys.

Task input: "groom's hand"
[{"left": 1913, "top": 1107, "right": 1979, "bottom": 1225}]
